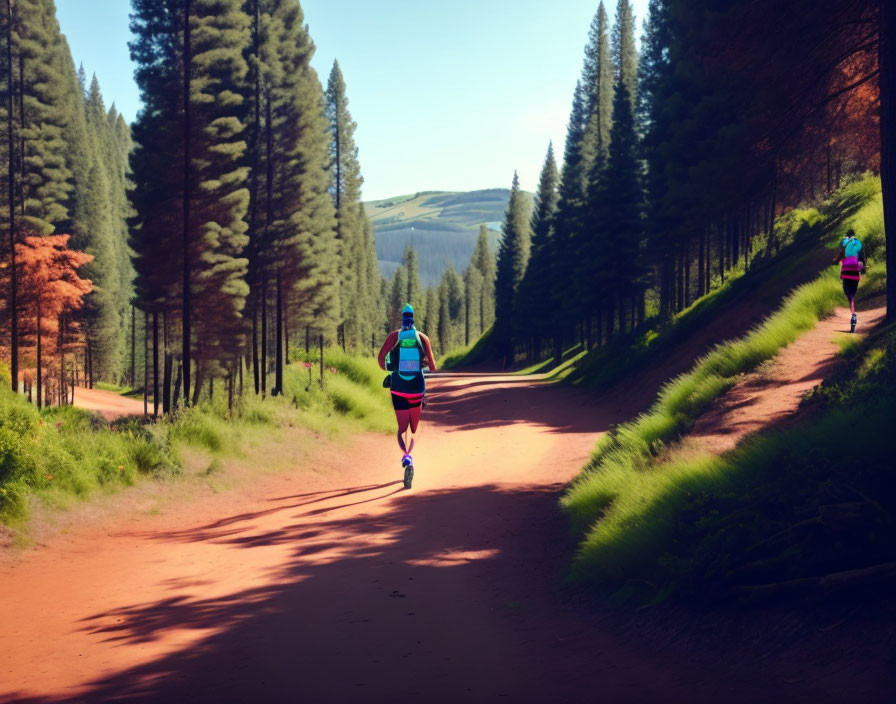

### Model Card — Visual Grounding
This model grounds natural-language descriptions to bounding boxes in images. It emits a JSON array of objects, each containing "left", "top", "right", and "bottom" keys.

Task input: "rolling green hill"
[{"left": 365, "top": 189, "right": 533, "bottom": 285}]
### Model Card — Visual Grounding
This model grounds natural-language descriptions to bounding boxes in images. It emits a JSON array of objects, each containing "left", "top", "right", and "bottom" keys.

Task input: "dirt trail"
[
  {"left": 1, "top": 326, "right": 892, "bottom": 701},
  {"left": 71, "top": 387, "right": 145, "bottom": 420},
  {"left": 690, "top": 304, "right": 887, "bottom": 453}
]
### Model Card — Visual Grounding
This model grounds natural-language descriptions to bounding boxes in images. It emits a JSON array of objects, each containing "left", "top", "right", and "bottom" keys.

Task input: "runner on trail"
[
  {"left": 833, "top": 227, "right": 866, "bottom": 333},
  {"left": 377, "top": 304, "right": 437, "bottom": 489}
]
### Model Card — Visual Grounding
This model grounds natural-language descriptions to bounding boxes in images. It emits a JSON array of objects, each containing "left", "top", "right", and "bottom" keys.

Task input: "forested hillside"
[
  {"left": 467, "top": 0, "right": 890, "bottom": 368},
  {"left": 1, "top": 0, "right": 384, "bottom": 414},
  {"left": 365, "top": 188, "right": 527, "bottom": 285}
]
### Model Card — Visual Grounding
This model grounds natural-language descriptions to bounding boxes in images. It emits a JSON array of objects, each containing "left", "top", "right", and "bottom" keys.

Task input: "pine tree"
[
  {"left": 188, "top": 0, "right": 250, "bottom": 402},
  {"left": 326, "top": 59, "right": 371, "bottom": 348},
  {"left": 550, "top": 83, "right": 588, "bottom": 347},
  {"left": 582, "top": 2, "right": 614, "bottom": 165},
  {"left": 129, "top": 0, "right": 251, "bottom": 407},
  {"left": 470, "top": 224, "right": 495, "bottom": 334},
  {"left": 423, "top": 285, "right": 440, "bottom": 351},
  {"left": 514, "top": 142, "right": 559, "bottom": 356},
  {"left": 612, "top": 0, "right": 638, "bottom": 111},
  {"left": 81, "top": 76, "right": 123, "bottom": 380},
  {"left": 580, "top": 80, "right": 644, "bottom": 342},
  {"left": 493, "top": 172, "right": 531, "bottom": 360},
  {"left": 1, "top": 0, "right": 74, "bottom": 392},
  {"left": 245, "top": 0, "right": 338, "bottom": 395},
  {"left": 403, "top": 243, "right": 422, "bottom": 309},
  {"left": 462, "top": 264, "right": 482, "bottom": 345},
  {"left": 388, "top": 265, "right": 407, "bottom": 330}
]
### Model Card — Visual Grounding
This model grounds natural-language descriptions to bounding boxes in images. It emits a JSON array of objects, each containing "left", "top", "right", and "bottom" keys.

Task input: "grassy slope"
[
  {"left": 0, "top": 350, "right": 395, "bottom": 530},
  {"left": 560, "top": 175, "right": 889, "bottom": 602}
]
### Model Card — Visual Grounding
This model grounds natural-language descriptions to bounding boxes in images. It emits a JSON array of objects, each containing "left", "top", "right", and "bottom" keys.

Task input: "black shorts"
[
  {"left": 842, "top": 279, "right": 859, "bottom": 298},
  {"left": 391, "top": 393, "right": 424, "bottom": 411}
]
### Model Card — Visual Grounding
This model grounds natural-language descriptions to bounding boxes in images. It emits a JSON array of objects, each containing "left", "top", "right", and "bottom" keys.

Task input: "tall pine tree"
[
  {"left": 493, "top": 172, "right": 531, "bottom": 361},
  {"left": 515, "top": 142, "right": 559, "bottom": 357}
]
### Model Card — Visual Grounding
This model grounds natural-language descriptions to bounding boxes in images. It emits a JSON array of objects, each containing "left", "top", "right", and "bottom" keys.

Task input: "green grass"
[
  {"left": 566, "top": 313, "right": 895, "bottom": 602},
  {"left": 561, "top": 270, "right": 844, "bottom": 567},
  {"left": 560, "top": 174, "right": 889, "bottom": 602},
  {"left": 441, "top": 325, "right": 495, "bottom": 369},
  {"left": 0, "top": 349, "right": 397, "bottom": 528}
]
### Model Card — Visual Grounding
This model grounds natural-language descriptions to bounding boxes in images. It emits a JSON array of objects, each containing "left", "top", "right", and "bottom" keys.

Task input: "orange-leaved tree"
[{"left": 14, "top": 235, "right": 92, "bottom": 408}]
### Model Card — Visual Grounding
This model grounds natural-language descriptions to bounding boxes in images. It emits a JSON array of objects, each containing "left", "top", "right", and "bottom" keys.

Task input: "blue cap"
[{"left": 401, "top": 304, "right": 414, "bottom": 315}]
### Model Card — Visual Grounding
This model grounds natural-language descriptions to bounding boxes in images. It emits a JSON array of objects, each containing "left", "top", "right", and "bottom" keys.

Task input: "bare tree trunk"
[
  {"left": 6, "top": 0, "right": 18, "bottom": 394},
  {"left": 36, "top": 298, "right": 42, "bottom": 409},
  {"left": 130, "top": 305, "right": 136, "bottom": 387},
  {"left": 261, "top": 273, "right": 267, "bottom": 397},
  {"left": 881, "top": 0, "right": 895, "bottom": 322},
  {"left": 172, "top": 364, "right": 182, "bottom": 410},
  {"left": 152, "top": 312, "right": 159, "bottom": 418},
  {"left": 143, "top": 311, "right": 148, "bottom": 416},
  {"left": 181, "top": 0, "right": 193, "bottom": 407},
  {"left": 274, "top": 268, "right": 283, "bottom": 396}
]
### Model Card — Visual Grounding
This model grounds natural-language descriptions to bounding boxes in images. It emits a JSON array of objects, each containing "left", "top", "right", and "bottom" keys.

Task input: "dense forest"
[
  {"left": 0, "top": 0, "right": 387, "bottom": 412},
  {"left": 489, "top": 0, "right": 891, "bottom": 364}
]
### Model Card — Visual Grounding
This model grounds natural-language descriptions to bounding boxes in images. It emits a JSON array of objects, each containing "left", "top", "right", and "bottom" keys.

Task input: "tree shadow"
[{"left": 13, "top": 482, "right": 645, "bottom": 703}]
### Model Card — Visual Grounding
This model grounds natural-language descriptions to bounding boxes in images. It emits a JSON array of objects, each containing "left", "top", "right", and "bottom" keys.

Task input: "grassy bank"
[
  {"left": 0, "top": 350, "right": 395, "bottom": 529},
  {"left": 563, "top": 312, "right": 893, "bottom": 603},
  {"left": 561, "top": 175, "right": 888, "bottom": 601},
  {"left": 561, "top": 271, "right": 843, "bottom": 539}
]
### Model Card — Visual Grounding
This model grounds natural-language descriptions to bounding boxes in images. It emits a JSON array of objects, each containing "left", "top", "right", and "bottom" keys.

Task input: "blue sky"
[{"left": 57, "top": 0, "right": 648, "bottom": 201}]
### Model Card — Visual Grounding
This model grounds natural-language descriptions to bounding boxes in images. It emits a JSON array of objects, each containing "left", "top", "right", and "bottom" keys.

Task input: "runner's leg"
[{"left": 395, "top": 410, "right": 410, "bottom": 453}]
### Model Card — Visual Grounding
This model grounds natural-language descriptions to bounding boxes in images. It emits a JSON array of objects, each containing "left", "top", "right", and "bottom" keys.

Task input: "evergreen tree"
[
  {"left": 515, "top": 142, "right": 559, "bottom": 356},
  {"left": 580, "top": 81, "right": 644, "bottom": 342},
  {"left": 470, "top": 224, "right": 495, "bottom": 334},
  {"left": 326, "top": 59, "right": 371, "bottom": 348},
  {"left": 1, "top": 0, "right": 73, "bottom": 391},
  {"left": 612, "top": 0, "right": 638, "bottom": 110},
  {"left": 403, "top": 243, "right": 422, "bottom": 309},
  {"left": 550, "top": 83, "right": 588, "bottom": 346},
  {"left": 82, "top": 76, "right": 123, "bottom": 380},
  {"left": 424, "top": 285, "right": 440, "bottom": 351},
  {"left": 462, "top": 264, "right": 482, "bottom": 345},
  {"left": 129, "top": 0, "right": 251, "bottom": 406},
  {"left": 493, "top": 172, "right": 531, "bottom": 360},
  {"left": 245, "top": 0, "right": 337, "bottom": 395},
  {"left": 582, "top": 2, "right": 614, "bottom": 164},
  {"left": 388, "top": 265, "right": 407, "bottom": 330}
]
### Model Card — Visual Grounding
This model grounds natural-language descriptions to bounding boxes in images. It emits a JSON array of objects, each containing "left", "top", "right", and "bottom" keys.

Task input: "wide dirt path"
[{"left": 0, "top": 369, "right": 890, "bottom": 700}]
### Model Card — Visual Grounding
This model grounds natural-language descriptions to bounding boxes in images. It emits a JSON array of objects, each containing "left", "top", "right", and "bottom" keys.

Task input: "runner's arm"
[
  {"left": 377, "top": 331, "right": 399, "bottom": 371},
  {"left": 419, "top": 333, "right": 437, "bottom": 373},
  {"left": 833, "top": 245, "right": 845, "bottom": 264}
]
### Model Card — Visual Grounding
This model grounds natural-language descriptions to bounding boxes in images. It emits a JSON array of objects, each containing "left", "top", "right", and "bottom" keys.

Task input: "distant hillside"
[{"left": 365, "top": 189, "right": 533, "bottom": 286}]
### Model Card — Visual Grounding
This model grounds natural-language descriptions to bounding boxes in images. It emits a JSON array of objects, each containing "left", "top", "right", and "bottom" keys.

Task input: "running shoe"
[
  {"left": 402, "top": 455, "right": 414, "bottom": 489},
  {"left": 851, "top": 313, "right": 857, "bottom": 333}
]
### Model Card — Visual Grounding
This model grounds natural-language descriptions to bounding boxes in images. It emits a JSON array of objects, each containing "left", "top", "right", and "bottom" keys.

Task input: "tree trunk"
[
  {"left": 274, "top": 268, "right": 283, "bottom": 396},
  {"left": 284, "top": 300, "right": 290, "bottom": 365},
  {"left": 163, "top": 352, "right": 173, "bottom": 415},
  {"left": 261, "top": 273, "right": 267, "bottom": 397},
  {"left": 252, "top": 295, "right": 260, "bottom": 394},
  {"left": 172, "top": 364, "right": 182, "bottom": 410},
  {"left": 181, "top": 0, "right": 193, "bottom": 407},
  {"left": 6, "top": 0, "right": 18, "bottom": 394},
  {"left": 881, "top": 0, "right": 895, "bottom": 322},
  {"left": 143, "top": 311, "right": 148, "bottom": 416},
  {"left": 152, "top": 312, "right": 159, "bottom": 417},
  {"left": 130, "top": 305, "right": 136, "bottom": 387},
  {"left": 36, "top": 298, "right": 42, "bottom": 409},
  {"left": 698, "top": 229, "right": 706, "bottom": 297},
  {"left": 606, "top": 295, "right": 614, "bottom": 343}
]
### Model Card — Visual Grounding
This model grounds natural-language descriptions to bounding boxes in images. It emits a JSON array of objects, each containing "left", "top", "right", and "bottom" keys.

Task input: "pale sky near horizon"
[{"left": 57, "top": 0, "right": 648, "bottom": 201}]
